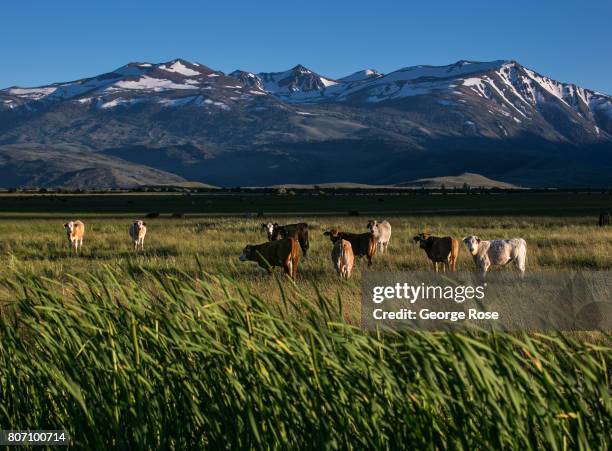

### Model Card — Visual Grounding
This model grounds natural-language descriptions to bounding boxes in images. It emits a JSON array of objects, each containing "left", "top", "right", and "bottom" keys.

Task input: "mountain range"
[{"left": 1, "top": 58, "right": 611, "bottom": 188}]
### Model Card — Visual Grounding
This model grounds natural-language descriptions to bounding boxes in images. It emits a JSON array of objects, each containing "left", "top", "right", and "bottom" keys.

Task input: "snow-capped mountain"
[
  {"left": 0, "top": 59, "right": 270, "bottom": 112},
  {"left": 1, "top": 58, "right": 611, "bottom": 188},
  {"left": 251, "top": 65, "right": 339, "bottom": 102},
  {"left": 332, "top": 60, "right": 612, "bottom": 139}
]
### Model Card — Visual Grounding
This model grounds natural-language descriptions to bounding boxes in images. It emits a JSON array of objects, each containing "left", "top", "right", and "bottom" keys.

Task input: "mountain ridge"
[{"left": 1, "top": 58, "right": 611, "bottom": 188}]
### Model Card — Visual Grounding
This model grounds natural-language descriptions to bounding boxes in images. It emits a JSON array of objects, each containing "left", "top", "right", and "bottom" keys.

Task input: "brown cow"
[
  {"left": 239, "top": 237, "right": 300, "bottom": 279},
  {"left": 262, "top": 222, "right": 310, "bottom": 257},
  {"left": 331, "top": 239, "right": 354, "bottom": 279},
  {"left": 413, "top": 233, "right": 459, "bottom": 272},
  {"left": 323, "top": 229, "right": 376, "bottom": 266}
]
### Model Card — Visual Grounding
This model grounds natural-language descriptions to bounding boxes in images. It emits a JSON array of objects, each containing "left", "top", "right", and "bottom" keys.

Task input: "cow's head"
[
  {"left": 261, "top": 223, "right": 275, "bottom": 240},
  {"left": 133, "top": 220, "right": 146, "bottom": 230},
  {"left": 463, "top": 235, "right": 481, "bottom": 255},
  {"left": 64, "top": 221, "right": 75, "bottom": 234},
  {"left": 367, "top": 220, "right": 380, "bottom": 236},
  {"left": 239, "top": 245, "right": 254, "bottom": 262},
  {"left": 323, "top": 229, "right": 341, "bottom": 242},
  {"left": 413, "top": 232, "right": 431, "bottom": 249}
]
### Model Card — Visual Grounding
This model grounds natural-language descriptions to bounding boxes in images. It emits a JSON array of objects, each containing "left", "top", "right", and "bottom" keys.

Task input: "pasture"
[
  {"left": 2, "top": 211, "right": 612, "bottom": 324},
  {"left": 1, "top": 192, "right": 611, "bottom": 448}
]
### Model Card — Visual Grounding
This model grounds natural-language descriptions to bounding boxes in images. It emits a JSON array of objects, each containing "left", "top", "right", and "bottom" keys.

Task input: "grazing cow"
[
  {"left": 367, "top": 220, "right": 392, "bottom": 254},
  {"left": 239, "top": 237, "right": 300, "bottom": 279},
  {"left": 323, "top": 229, "right": 376, "bottom": 266},
  {"left": 261, "top": 222, "right": 310, "bottom": 257},
  {"left": 63, "top": 220, "right": 85, "bottom": 254},
  {"left": 463, "top": 236, "right": 527, "bottom": 278},
  {"left": 598, "top": 212, "right": 611, "bottom": 227},
  {"left": 129, "top": 220, "right": 147, "bottom": 251},
  {"left": 413, "top": 233, "right": 460, "bottom": 272},
  {"left": 331, "top": 239, "right": 355, "bottom": 279}
]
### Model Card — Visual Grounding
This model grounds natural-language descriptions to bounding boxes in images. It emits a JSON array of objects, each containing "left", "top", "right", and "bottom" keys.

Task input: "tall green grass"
[{"left": 0, "top": 266, "right": 610, "bottom": 449}]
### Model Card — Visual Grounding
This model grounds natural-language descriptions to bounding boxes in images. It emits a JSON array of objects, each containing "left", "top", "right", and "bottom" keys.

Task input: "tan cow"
[
  {"left": 64, "top": 220, "right": 85, "bottom": 254},
  {"left": 331, "top": 239, "right": 354, "bottom": 279},
  {"left": 129, "top": 220, "right": 147, "bottom": 251}
]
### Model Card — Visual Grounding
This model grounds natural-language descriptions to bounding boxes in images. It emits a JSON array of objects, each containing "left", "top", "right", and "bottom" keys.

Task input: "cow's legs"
[
  {"left": 515, "top": 256, "right": 525, "bottom": 278},
  {"left": 293, "top": 255, "right": 299, "bottom": 279},
  {"left": 283, "top": 259, "right": 293, "bottom": 278}
]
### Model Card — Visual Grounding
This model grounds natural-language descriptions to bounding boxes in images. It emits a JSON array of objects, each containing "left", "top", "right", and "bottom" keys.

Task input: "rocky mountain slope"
[{"left": 1, "top": 58, "right": 610, "bottom": 188}]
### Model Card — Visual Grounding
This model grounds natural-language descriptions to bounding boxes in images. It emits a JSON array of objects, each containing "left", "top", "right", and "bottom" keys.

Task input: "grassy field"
[
  {"left": 1, "top": 212, "right": 612, "bottom": 324},
  {"left": 1, "top": 193, "right": 611, "bottom": 448}
]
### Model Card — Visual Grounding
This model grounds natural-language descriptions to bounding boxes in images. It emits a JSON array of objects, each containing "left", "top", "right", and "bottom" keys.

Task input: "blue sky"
[{"left": 2, "top": 0, "right": 610, "bottom": 93}]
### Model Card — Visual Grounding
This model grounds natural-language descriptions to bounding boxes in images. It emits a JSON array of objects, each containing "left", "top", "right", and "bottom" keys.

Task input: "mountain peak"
[
  {"left": 339, "top": 69, "right": 383, "bottom": 83},
  {"left": 291, "top": 64, "right": 311, "bottom": 73}
]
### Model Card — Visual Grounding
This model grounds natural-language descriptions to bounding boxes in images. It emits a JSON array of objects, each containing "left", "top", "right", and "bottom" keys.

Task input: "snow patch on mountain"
[
  {"left": 109, "top": 76, "right": 199, "bottom": 92},
  {"left": 339, "top": 69, "right": 383, "bottom": 83},
  {"left": 8, "top": 87, "right": 57, "bottom": 99},
  {"left": 383, "top": 60, "right": 507, "bottom": 83},
  {"left": 158, "top": 60, "right": 201, "bottom": 76}
]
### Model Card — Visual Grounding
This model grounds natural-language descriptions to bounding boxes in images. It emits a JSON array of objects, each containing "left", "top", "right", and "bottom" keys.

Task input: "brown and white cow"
[
  {"left": 261, "top": 222, "right": 310, "bottom": 257},
  {"left": 331, "top": 239, "right": 355, "bottom": 279},
  {"left": 129, "top": 220, "right": 147, "bottom": 251},
  {"left": 63, "top": 220, "right": 85, "bottom": 254},
  {"left": 239, "top": 237, "right": 300, "bottom": 279},
  {"left": 324, "top": 229, "right": 376, "bottom": 266},
  {"left": 413, "top": 233, "right": 460, "bottom": 272}
]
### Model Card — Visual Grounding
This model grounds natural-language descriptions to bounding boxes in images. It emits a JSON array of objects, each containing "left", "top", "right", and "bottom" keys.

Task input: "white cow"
[
  {"left": 463, "top": 236, "right": 527, "bottom": 278},
  {"left": 367, "top": 220, "right": 392, "bottom": 254},
  {"left": 129, "top": 220, "right": 147, "bottom": 251},
  {"left": 64, "top": 220, "right": 85, "bottom": 254}
]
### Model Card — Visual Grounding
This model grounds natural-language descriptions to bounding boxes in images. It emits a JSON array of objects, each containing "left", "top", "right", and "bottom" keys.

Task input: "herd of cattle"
[
  {"left": 63, "top": 219, "right": 527, "bottom": 280},
  {"left": 245, "top": 221, "right": 527, "bottom": 280}
]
